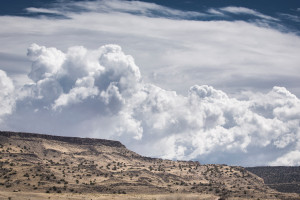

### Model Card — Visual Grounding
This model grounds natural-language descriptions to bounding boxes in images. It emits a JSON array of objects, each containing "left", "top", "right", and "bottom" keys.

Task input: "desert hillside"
[{"left": 0, "top": 131, "right": 299, "bottom": 200}]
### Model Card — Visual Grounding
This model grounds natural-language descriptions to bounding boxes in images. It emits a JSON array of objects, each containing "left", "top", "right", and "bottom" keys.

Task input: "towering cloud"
[
  {"left": 1, "top": 44, "right": 300, "bottom": 166},
  {"left": 0, "top": 70, "right": 15, "bottom": 121}
]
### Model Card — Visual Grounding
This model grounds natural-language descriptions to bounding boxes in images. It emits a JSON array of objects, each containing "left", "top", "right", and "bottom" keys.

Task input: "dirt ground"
[{"left": 0, "top": 192, "right": 219, "bottom": 200}]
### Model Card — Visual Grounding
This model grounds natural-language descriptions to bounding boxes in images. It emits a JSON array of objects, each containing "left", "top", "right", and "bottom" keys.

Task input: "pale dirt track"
[{"left": 0, "top": 192, "right": 220, "bottom": 200}]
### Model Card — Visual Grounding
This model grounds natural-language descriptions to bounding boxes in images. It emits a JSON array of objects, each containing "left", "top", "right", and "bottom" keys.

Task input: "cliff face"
[
  {"left": 0, "top": 131, "right": 299, "bottom": 200},
  {"left": 0, "top": 131, "right": 125, "bottom": 148}
]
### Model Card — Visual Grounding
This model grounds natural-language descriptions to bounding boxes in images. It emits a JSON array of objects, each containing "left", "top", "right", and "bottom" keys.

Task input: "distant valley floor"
[{"left": 246, "top": 166, "right": 300, "bottom": 194}]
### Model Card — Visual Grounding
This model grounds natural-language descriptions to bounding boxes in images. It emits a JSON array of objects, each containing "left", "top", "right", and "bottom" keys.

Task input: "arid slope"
[{"left": 0, "top": 131, "right": 299, "bottom": 200}]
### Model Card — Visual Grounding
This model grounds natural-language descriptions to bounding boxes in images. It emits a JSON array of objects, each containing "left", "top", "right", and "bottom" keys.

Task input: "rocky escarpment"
[{"left": 0, "top": 131, "right": 124, "bottom": 148}]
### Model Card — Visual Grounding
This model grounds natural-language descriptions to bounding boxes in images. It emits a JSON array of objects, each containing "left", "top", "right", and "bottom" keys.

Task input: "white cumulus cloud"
[
  {"left": 270, "top": 151, "right": 300, "bottom": 166},
  {"left": 0, "top": 70, "right": 15, "bottom": 121},
  {"left": 1, "top": 44, "right": 300, "bottom": 166},
  {"left": 0, "top": 0, "right": 300, "bottom": 166}
]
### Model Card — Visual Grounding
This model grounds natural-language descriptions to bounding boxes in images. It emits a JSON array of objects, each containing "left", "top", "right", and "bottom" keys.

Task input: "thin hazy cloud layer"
[
  {"left": 1, "top": 0, "right": 300, "bottom": 97},
  {"left": 0, "top": 44, "right": 300, "bottom": 166}
]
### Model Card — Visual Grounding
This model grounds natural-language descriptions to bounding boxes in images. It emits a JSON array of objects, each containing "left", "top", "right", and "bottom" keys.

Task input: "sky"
[{"left": 0, "top": 0, "right": 300, "bottom": 166}]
